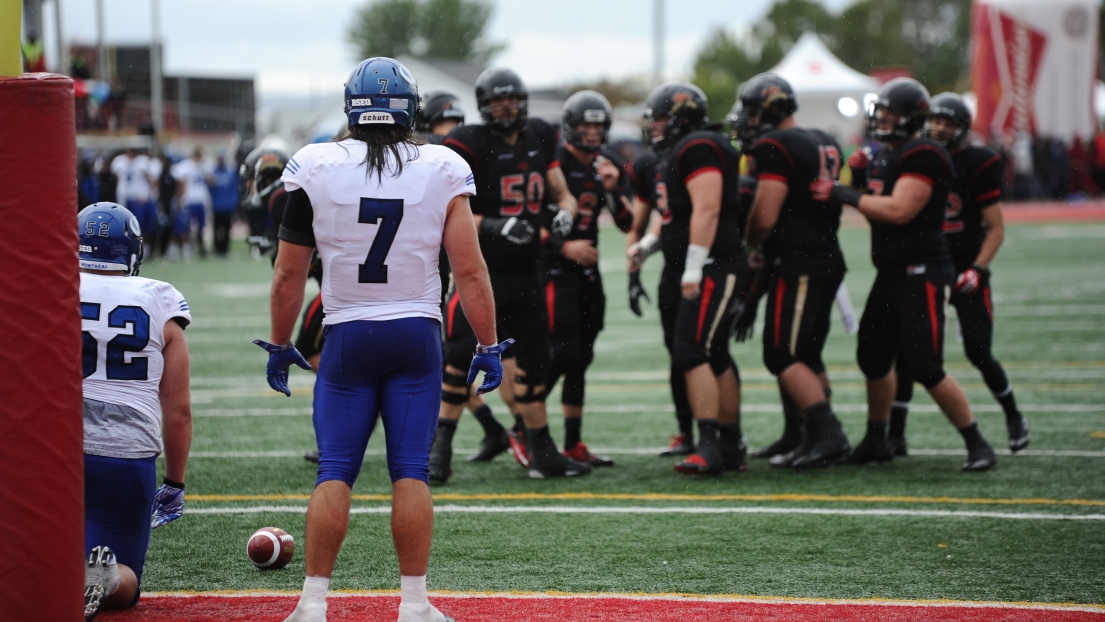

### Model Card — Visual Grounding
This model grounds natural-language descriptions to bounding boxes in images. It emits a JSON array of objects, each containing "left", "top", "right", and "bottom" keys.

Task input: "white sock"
[
  {"left": 301, "top": 576, "right": 330, "bottom": 605},
  {"left": 400, "top": 575, "right": 428, "bottom": 606}
]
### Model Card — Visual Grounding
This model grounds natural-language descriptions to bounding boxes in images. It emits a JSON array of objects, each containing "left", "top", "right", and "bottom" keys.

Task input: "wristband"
[
  {"left": 682, "top": 244, "right": 709, "bottom": 284},
  {"left": 163, "top": 478, "right": 185, "bottom": 489},
  {"left": 476, "top": 342, "right": 501, "bottom": 354},
  {"left": 545, "top": 234, "right": 565, "bottom": 252},
  {"left": 638, "top": 233, "right": 660, "bottom": 258}
]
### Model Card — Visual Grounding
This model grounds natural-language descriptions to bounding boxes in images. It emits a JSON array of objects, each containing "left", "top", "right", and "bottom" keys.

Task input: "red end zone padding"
[{"left": 0, "top": 73, "right": 82, "bottom": 621}]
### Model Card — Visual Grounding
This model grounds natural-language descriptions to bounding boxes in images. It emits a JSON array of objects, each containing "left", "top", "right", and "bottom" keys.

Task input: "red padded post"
[{"left": 0, "top": 73, "right": 82, "bottom": 621}]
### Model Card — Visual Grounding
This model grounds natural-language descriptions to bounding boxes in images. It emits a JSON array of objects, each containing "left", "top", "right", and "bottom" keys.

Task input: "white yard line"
[
  {"left": 187, "top": 447, "right": 1105, "bottom": 458},
  {"left": 185, "top": 504, "right": 1105, "bottom": 521}
]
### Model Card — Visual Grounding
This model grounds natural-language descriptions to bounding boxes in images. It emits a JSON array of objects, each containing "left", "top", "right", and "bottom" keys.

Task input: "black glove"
[
  {"left": 733, "top": 268, "right": 767, "bottom": 342},
  {"left": 480, "top": 216, "right": 536, "bottom": 245},
  {"left": 628, "top": 271, "right": 651, "bottom": 317}
]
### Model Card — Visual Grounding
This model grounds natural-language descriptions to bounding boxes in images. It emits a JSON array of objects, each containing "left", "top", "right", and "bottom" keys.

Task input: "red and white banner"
[{"left": 970, "top": 0, "right": 1101, "bottom": 141}]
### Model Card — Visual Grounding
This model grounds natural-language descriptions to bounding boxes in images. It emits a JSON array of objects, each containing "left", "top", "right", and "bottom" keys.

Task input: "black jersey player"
[
  {"left": 813, "top": 78, "right": 998, "bottom": 472},
  {"left": 432, "top": 67, "right": 589, "bottom": 482},
  {"left": 541, "top": 90, "right": 634, "bottom": 467},
  {"left": 635, "top": 82, "right": 748, "bottom": 476},
  {"left": 889, "top": 92, "right": 1029, "bottom": 455},
  {"left": 624, "top": 147, "right": 700, "bottom": 456},
  {"left": 739, "top": 73, "right": 852, "bottom": 469}
]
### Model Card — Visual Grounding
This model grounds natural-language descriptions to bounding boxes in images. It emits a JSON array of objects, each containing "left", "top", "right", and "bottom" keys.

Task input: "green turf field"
[{"left": 137, "top": 220, "right": 1105, "bottom": 605}]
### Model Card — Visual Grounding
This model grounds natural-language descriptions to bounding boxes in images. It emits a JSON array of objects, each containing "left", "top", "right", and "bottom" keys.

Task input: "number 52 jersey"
[{"left": 80, "top": 273, "right": 191, "bottom": 453}]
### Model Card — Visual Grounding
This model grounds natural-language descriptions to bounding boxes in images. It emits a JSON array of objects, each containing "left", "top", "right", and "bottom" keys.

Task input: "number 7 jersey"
[
  {"left": 282, "top": 139, "right": 476, "bottom": 324},
  {"left": 80, "top": 273, "right": 191, "bottom": 454}
]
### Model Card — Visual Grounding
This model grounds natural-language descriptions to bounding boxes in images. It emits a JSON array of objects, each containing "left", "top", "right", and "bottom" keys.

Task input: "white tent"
[{"left": 767, "top": 32, "right": 879, "bottom": 144}]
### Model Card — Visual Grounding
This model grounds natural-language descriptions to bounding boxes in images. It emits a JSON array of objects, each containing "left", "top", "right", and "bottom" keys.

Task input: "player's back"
[
  {"left": 657, "top": 129, "right": 744, "bottom": 268},
  {"left": 283, "top": 139, "right": 474, "bottom": 324},
  {"left": 751, "top": 127, "right": 845, "bottom": 274},
  {"left": 81, "top": 273, "right": 191, "bottom": 456}
]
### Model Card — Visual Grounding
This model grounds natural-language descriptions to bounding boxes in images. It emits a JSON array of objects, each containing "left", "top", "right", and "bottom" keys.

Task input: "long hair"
[{"left": 335, "top": 124, "right": 427, "bottom": 183}]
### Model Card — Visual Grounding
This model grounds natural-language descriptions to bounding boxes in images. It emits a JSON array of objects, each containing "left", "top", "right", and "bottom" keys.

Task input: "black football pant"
[
  {"left": 658, "top": 266, "right": 694, "bottom": 431},
  {"left": 544, "top": 265, "right": 605, "bottom": 407},
  {"left": 895, "top": 269, "right": 1011, "bottom": 403}
]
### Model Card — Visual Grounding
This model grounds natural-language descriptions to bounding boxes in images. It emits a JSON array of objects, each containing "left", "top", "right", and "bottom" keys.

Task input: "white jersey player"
[
  {"left": 111, "top": 149, "right": 160, "bottom": 240},
  {"left": 279, "top": 138, "right": 474, "bottom": 324},
  {"left": 78, "top": 202, "right": 192, "bottom": 618},
  {"left": 257, "top": 56, "right": 503, "bottom": 622}
]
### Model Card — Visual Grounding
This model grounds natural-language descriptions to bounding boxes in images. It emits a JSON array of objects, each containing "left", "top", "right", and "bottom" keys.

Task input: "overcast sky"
[{"left": 38, "top": 0, "right": 855, "bottom": 103}]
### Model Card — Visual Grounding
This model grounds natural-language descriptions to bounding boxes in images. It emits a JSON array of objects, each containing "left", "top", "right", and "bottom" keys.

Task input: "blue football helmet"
[
  {"left": 78, "top": 202, "right": 143, "bottom": 276},
  {"left": 343, "top": 57, "right": 419, "bottom": 131}
]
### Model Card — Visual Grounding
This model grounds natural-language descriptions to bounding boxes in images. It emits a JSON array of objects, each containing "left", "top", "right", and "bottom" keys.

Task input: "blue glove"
[
  {"left": 466, "top": 338, "right": 515, "bottom": 395},
  {"left": 253, "top": 339, "right": 312, "bottom": 396},
  {"left": 151, "top": 481, "right": 185, "bottom": 529}
]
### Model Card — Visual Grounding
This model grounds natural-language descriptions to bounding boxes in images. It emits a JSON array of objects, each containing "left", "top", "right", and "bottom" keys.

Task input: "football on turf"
[{"left": 247, "top": 527, "right": 295, "bottom": 570}]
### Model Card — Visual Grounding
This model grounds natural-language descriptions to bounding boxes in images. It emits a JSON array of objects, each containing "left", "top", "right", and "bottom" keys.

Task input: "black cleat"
[
  {"left": 675, "top": 446, "right": 724, "bottom": 475},
  {"left": 84, "top": 585, "right": 105, "bottom": 622},
  {"left": 768, "top": 444, "right": 804, "bottom": 468},
  {"left": 428, "top": 434, "right": 452, "bottom": 485},
  {"left": 659, "top": 434, "right": 694, "bottom": 457},
  {"left": 506, "top": 428, "right": 531, "bottom": 468},
  {"left": 886, "top": 435, "right": 909, "bottom": 457},
  {"left": 963, "top": 442, "right": 998, "bottom": 472},
  {"left": 528, "top": 451, "right": 592, "bottom": 479},
  {"left": 467, "top": 431, "right": 511, "bottom": 462},
  {"left": 751, "top": 435, "right": 803, "bottom": 459},
  {"left": 790, "top": 436, "right": 852, "bottom": 469},
  {"left": 564, "top": 442, "right": 615, "bottom": 467},
  {"left": 1006, "top": 415, "right": 1031, "bottom": 453},
  {"left": 304, "top": 449, "right": 320, "bottom": 463},
  {"left": 842, "top": 434, "right": 894, "bottom": 465},
  {"left": 720, "top": 438, "right": 747, "bottom": 473}
]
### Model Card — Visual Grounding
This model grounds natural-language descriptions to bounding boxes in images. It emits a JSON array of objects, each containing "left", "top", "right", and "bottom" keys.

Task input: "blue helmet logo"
[
  {"left": 343, "top": 57, "right": 420, "bottom": 131},
  {"left": 78, "top": 202, "right": 143, "bottom": 276}
]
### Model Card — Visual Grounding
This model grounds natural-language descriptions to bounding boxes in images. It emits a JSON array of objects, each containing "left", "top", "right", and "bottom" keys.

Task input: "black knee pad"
[
  {"left": 912, "top": 363, "right": 947, "bottom": 389},
  {"left": 708, "top": 349, "right": 734, "bottom": 376},
  {"left": 762, "top": 345, "right": 796, "bottom": 377},
  {"left": 560, "top": 370, "right": 585, "bottom": 407},
  {"left": 672, "top": 339, "right": 707, "bottom": 373},
  {"left": 857, "top": 340, "right": 893, "bottom": 380},
  {"left": 441, "top": 370, "right": 470, "bottom": 404},
  {"left": 513, "top": 374, "right": 547, "bottom": 404}
]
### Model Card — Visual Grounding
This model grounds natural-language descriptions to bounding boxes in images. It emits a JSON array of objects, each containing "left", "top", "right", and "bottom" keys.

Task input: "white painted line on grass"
[
  {"left": 190, "top": 402, "right": 1103, "bottom": 417},
  {"left": 187, "top": 448, "right": 1105, "bottom": 458},
  {"left": 186, "top": 504, "right": 1105, "bottom": 521}
]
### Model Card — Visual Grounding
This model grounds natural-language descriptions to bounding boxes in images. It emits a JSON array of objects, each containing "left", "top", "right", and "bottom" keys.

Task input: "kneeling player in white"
[{"left": 79, "top": 203, "right": 192, "bottom": 619}]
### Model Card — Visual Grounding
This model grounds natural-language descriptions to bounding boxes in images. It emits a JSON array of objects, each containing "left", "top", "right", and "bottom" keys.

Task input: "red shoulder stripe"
[{"left": 685, "top": 166, "right": 722, "bottom": 184}]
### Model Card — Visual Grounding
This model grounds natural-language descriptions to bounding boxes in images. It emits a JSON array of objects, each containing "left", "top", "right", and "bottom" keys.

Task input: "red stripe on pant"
[
  {"left": 545, "top": 280, "right": 556, "bottom": 334},
  {"left": 304, "top": 294, "right": 323, "bottom": 326},
  {"left": 773, "top": 277, "right": 786, "bottom": 349},
  {"left": 446, "top": 289, "right": 461, "bottom": 338},
  {"left": 984, "top": 286, "right": 993, "bottom": 322},
  {"left": 695, "top": 276, "right": 716, "bottom": 343},
  {"left": 925, "top": 281, "right": 939, "bottom": 354}
]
